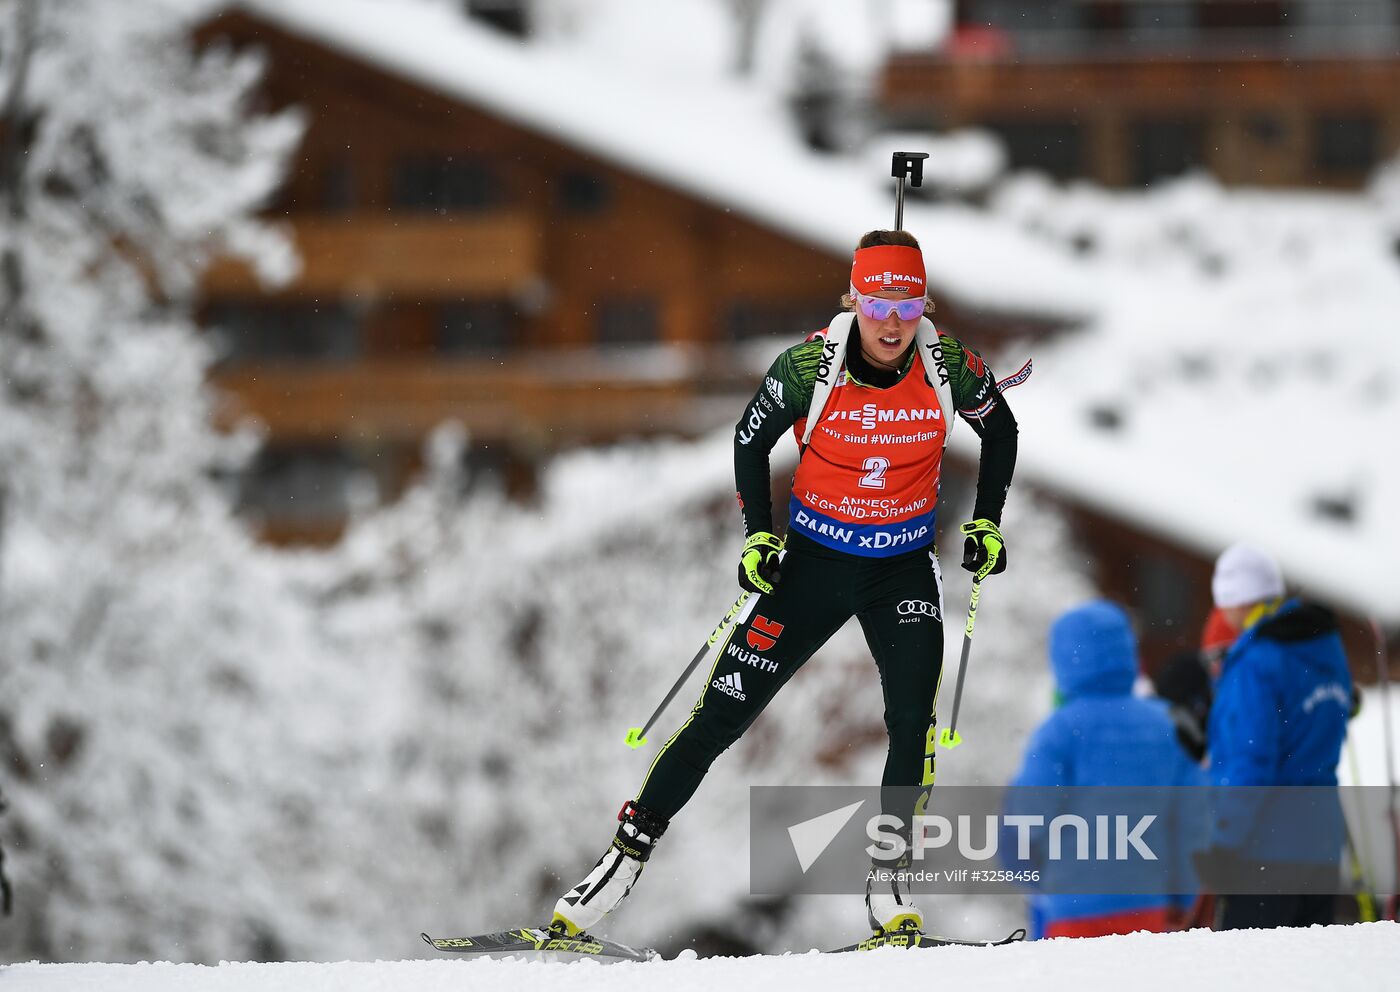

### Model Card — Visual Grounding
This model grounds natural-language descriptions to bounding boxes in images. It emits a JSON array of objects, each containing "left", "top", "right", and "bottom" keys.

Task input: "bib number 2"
[{"left": 859, "top": 456, "right": 890, "bottom": 490}]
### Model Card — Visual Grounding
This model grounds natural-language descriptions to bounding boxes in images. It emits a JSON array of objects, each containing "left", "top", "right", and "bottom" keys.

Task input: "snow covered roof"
[
  {"left": 981, "top": 176, "right": 1400, "bottom": 624},
  {"left": 228, "top": 1, "right": 1400, "bottom": 625},
  {"left": 227, "top": 0, "right": 1096, "bottom": 322}
]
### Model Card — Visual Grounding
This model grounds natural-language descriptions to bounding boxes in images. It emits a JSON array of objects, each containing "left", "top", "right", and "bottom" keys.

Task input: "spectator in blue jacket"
[
  {"left": 1199, "top": 543, "right": 1352, "bottom": 930},
  {"left": 1004, "top": 600, "right": 1206, "bottom": 938}
]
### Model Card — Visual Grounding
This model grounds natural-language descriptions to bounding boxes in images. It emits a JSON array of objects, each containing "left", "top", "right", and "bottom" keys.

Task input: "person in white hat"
[
  {"left": 1198, "top": 543, "right": 1352, "bottom": 931},
  {"left": 1211, "top": 543, "right": 1286, "bottom": 633}
]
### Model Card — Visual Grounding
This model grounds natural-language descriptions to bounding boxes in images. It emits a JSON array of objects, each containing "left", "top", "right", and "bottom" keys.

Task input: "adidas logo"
[{"left": 711, "top": 671, "right": 746, "bottom": 701}]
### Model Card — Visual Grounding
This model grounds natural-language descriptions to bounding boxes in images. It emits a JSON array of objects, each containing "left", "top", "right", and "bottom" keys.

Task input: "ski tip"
[
  {"left": 420, "top": 933, "right": 434, "bottom": 947},
  {"left": 827, "top": 926, "right": 1027, "bottom": 953},
  {"left": 624, "top": 728, "right": 648, "bottom": 749}
]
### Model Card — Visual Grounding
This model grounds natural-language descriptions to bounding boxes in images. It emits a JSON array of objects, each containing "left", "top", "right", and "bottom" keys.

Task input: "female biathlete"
[{"left": 550, "top": 229, "right": 1019, "bottom": 939}]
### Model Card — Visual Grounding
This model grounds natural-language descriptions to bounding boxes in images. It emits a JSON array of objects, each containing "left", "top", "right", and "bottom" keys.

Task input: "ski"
[
  {"left": 826, "top": 927, "right": 1026, "bottom": 953},
  {"left": 422, "top": 924, "right": 1023, "bottom": 961},
  {"left": 421, "top": 928, "right": 659, "bottom": 963}
]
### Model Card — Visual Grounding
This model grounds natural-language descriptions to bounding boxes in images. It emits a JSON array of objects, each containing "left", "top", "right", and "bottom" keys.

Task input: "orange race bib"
[{"left": 789, "top": 367, "right": 946, "bottom": 556}]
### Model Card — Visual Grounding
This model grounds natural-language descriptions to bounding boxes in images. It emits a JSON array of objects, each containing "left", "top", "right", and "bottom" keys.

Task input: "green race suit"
[{"left": 634, "top": 331, "right": 1018, "bottom": 821}]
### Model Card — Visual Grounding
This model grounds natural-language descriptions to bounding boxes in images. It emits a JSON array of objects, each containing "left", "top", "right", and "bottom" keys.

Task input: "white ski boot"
[
  {"left": 550, "top": 801, "right": 668, "bottom": 937},
  {"left": 866, "top": 863, "right": 924, "bottom": 934}
]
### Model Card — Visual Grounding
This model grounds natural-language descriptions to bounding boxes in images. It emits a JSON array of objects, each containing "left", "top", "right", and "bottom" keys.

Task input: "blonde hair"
[{"left": 841, "top": 229, "right": 935, "bottom": 315}]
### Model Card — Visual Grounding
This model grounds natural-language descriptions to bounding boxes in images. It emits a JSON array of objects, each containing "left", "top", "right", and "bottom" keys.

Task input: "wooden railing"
[
  {"left": 883, "top": 53, "right": 1400, "bottom": 116},
  {"left": 210, "top": 352, "right": 752, "bottom": 444},
  {"left": 203, "top": 211, "right": 541, "bottom": 297}
]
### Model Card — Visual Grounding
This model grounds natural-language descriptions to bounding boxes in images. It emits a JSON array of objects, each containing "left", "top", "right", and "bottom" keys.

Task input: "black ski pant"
[{"left": 634, "top": 531, "right": 947, "bottom": 822}]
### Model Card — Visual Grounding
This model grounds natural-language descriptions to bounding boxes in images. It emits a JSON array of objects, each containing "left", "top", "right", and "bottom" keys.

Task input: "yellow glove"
[
  {"left": 738, "top": 532, "right": 783, "bottom": 595},
  {"left": 959, "top": 519, "right": 1006, "bottom": 581}
]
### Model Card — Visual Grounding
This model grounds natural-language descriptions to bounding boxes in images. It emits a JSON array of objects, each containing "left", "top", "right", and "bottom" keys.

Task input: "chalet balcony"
[
  {"left": 883, "top": 51, "right": 1400, "bottom": 118},
  {"left": 938, "top": 28, "right": 1400, "bottom": 64},
  {"left": 935, "top": 1, "right": 1400, "bottom": 63},
  {"left": 209, "top": 350, "right": 752, "bottom": 445},
  {"left": 882, "top": 44, "right": 1400, "bottom": 186},
  {"left": 202, "top": 211, "right": 541, "bottom": 298}
]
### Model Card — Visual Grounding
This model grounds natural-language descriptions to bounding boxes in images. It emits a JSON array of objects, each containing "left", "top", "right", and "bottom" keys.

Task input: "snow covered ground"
[{"left": 7, "top": 923, "right": 1398, "bottom": 991}]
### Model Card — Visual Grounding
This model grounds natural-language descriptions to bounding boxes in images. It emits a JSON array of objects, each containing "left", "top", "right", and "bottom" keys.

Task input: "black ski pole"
[
  {"left": 938, "top": 579, "right": 983, "bottom": 750},
  {"left": 890, "top": 151, "right": 929, "bottom": 231},
  {"left": 625, "top": 590, "right": 752, "bottom": 749}
]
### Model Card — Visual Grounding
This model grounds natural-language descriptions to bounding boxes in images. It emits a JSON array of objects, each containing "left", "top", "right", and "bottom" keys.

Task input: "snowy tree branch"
[{"left": 0, "top": 0, "right": 37, "bottom": 323}]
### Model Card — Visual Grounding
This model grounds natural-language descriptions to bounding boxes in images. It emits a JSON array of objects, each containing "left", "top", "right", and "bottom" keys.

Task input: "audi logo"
[{"left": 898, "top": 600, "right": 939, "bottom": 617}]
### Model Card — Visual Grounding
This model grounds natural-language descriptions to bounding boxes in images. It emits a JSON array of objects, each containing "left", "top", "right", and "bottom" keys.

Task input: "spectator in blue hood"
[
  {"left": 1198, "top": 544, "right": 1352, "bottom": 931},
  {"left": 1003, "top": 600, "right": 1206, "bottom": 939}
]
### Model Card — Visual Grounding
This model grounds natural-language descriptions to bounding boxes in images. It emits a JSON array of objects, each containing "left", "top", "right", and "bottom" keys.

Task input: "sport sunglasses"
[{"left": 852, "top": 291, "right": 925, "bottom": 321}]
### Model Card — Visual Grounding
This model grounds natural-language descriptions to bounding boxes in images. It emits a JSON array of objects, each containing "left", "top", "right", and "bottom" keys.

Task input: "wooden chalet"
[
  {"left": 882, "top": 0, "right": 1400, "bottom": 188},
  {"left": 197, "top": 5, "right": 1032, "bottom": 543}
]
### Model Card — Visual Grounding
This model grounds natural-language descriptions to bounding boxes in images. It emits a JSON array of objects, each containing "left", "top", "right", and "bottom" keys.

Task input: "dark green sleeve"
[
  {"left": 733, "top": 340, "right": 821, "bottom": 536},
  {"left": 939, "top": 334, "right": 1019, "bottom": 526}
]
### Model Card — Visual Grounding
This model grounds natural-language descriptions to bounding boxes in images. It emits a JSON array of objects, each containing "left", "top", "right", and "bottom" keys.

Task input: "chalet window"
[
  {"left": 1198, "top": 1, "right": 1286, "bottom": 31},
  {"left": 1124, "top": 2, "right": 1195, "bottom": 30},
  {"left": 596, "top": 299, "right": 661, "bottom": 345},
  {"left": 392, "top": 156, "right": 504, "bottom": 213},
  {"left": 1243, "top": 112, "right": 1287, "bottom": 147},
  {"left": 724, "top": 301, "right": 835, "bottom": 342},
  {"left": 460, "top": 442, "right": 540, "bottom": 501},
  {"left": 1129, "top": 118, "right": 1205, "bottom": 186},
  {"left": 206, "top": 301, "right": 360, "bottom": 364},
  {"left": 318, "top": 156, "right": 355, "bottom": 212},
  {"left": 1313, "top": 112, "right": 1378, "bottom": 175},
  {"left": 964, "top": 0, "right": 1082, "bottom": 33},
  {"left": 1081, "top": 1, "right": 1125, "bottom": 34},
  {"left": 1295, "top": 0, "right": 1397, "bottom": 38},
  {"left": 238, "top": 443, "right": 370, "bottom": 525},
  {"left": 1123, "top": 1, "right": 1196, "bottom": 47},
  {"left": 439, "top": 300, "right": 515, "bottom": 354},
  {"left": 985, "top": 119, "right": 1084, "bottom": 180},
  {"left": 1131, "top": 549, "right": 1195, "bottom": 642},
  {"left": 556, "top": 169, "right": 612, "bottom": 214}
]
